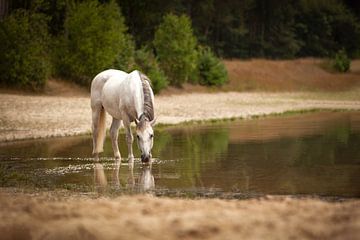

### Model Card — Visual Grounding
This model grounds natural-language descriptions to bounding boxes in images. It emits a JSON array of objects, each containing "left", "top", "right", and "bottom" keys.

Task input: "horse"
[{"left": 90, "top": 69, "right": 156, "bottom": 163}]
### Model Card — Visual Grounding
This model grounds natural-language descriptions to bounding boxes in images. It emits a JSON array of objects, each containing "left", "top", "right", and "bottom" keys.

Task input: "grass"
[{"left": 222, "top": 58, "right": 360, "bottom": 92}]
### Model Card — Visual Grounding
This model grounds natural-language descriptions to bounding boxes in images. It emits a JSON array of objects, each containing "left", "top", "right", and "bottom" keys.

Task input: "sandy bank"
[
  {"left": 0, "top": 91, "right": 359, "bottom": 142},
  {"left": 0, "top": 190, "right": 359, "bottom": 240}
]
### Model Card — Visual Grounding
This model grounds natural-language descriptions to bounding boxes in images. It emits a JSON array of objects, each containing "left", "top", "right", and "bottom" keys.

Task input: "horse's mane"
[{"left": 139, "top": 71, "right": 154, "bottom": 121}]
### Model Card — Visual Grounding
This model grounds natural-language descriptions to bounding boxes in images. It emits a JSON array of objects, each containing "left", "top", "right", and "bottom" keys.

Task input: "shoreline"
[
  {"left": 1, "top": 91, "right": 360, "bottom": 143},
  {"left": 0, "top": 108, "right": 357, "bottom": 145}
]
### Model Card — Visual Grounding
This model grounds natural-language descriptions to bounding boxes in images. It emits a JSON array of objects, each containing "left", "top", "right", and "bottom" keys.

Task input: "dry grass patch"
[{"left": 223, "top": 58, "right": 360, "bottom": 92}]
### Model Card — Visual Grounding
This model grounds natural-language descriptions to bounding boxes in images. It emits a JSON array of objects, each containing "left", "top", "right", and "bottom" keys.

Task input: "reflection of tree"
[
  {"left": 223, "top": 120, "right": 360, "bottom": 196},
  {"left": 294, "top": 123, "right": 353, "bottom": 167},
  {"left": 152, "top": 130, "right": 173, "bottom": 156},
  {"left": 155, "top": 128, "right": 229, "bottom": 188}
]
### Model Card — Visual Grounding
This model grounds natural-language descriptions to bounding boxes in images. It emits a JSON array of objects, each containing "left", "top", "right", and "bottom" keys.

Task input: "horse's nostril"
[{"left": 141, "top": 154, "right": 150, "bottom": 163}]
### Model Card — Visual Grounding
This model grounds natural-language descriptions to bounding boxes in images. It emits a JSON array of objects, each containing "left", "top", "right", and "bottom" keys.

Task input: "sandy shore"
[
  {"left": 0, "top": 190, "right": 359, "bottom": 240},
  {"left": 1, "top": 91, "right": 359, "bottom": 142}
]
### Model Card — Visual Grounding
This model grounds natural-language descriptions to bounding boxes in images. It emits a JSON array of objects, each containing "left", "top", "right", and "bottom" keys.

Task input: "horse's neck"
[{"left": 125, "top": 71, "right": 144, "bottom": 119}]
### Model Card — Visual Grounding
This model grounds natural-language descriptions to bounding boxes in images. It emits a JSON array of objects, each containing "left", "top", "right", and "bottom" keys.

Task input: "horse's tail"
[{"left": 94, "top": 106, "right": 106, "bottom": 154}]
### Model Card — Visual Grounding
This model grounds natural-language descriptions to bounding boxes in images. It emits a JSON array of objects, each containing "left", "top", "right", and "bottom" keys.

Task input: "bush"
[
  {"left": 56, "top": 0, "right": 134, "bottom": 86},
  {"left": 133, "top": 47, "right": 168, "bottom": 94},
  {"left": 0, "top": 10, "right": 50, "bottom": 90},
  {"left": 154, "top": 14, "right": 198, "bottom": 86},
  {"left": 198, "top": 47, "right": 228, "bottom": 86},
  {"left": 114, "top": 34, "right": 135, "bottom": 72},
  {"left": 332, "top": 49, "right": 351, "bottom": 73}
]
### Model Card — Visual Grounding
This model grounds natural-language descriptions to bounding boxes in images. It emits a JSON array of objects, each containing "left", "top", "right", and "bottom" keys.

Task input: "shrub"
[
  {"left": 0, "top": 10, "right": 50, "bottom": 90},
  {"left": 198, "top": 47, "right": 228, "bottom": 86},
  {"left": 133, "top": 47, "right": 168, "bottom": 94},
  {"left": 114, "top": 34, "right": 135, "bottom": 72},
  {"left": 56, "top": 0, "right": 134, "bottom": 86},
  {"left": 154, "top": 14, "right": 198, "bottom": 86},
  {"left": 332, "top": 49, "right": 351, "bottom": 73}
]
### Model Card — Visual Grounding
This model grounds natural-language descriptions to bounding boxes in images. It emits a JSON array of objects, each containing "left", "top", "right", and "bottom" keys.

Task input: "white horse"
[{"left": 90, "top": 69, "right": 156, "bottom": 163}]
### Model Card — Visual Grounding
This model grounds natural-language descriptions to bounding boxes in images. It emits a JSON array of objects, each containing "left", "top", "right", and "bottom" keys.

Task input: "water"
[{"left": 0, "top": 111, "right": 359, "bottom": 199}]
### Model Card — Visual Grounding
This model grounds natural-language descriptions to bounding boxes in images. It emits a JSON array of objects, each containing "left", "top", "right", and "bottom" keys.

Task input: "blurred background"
[{"left": 0, "top": 0, "right": 359, "bottom": 93}]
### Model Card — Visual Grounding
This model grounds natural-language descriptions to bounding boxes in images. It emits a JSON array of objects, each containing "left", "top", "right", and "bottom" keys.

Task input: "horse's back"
[
  {"left": 90, "top": 69, "right": 127, "bottom": 108},
  {"left": 91, "top": 69, "right": 127, "bottom": 94}
]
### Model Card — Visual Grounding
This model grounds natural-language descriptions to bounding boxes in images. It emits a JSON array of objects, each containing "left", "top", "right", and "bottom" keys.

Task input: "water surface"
[{"left": 0, "top": 111, "right": 359, "bottom": 199}]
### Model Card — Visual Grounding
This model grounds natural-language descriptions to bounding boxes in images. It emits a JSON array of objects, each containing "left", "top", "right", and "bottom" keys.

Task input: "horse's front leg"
[
  {"left": 110, "top": 118, "right": 121, "bottom": 160},
  {"left": 123, "top": 120, "right": 134, "bottom": 164}
]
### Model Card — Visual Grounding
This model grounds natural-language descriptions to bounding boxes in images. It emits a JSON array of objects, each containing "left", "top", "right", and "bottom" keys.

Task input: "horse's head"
[{"left": 135, "top": 117, "right": 156, "bottom": 163}]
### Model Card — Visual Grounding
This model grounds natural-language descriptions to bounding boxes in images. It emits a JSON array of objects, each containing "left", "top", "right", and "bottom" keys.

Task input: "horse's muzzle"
[{"left": 141, "top": 153, "right": 151, "bottom": 163}]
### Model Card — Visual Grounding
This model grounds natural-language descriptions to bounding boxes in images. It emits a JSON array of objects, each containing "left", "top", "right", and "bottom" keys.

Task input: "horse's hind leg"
[
  {"left": 110, "top": 118, "right": 121, "bottom": 159},
  {"left": 92, "top": 104, "right": 106, "bottom": 160},
  {"left": 92, "top": 107, "right": 100, "bottom": 158}
]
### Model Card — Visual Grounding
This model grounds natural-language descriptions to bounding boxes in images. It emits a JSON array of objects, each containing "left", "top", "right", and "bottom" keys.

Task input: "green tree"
[
  {"left": 0, "top": 10, "right": 50, "bottom": 89},
  {"left": 198, "top": 46, "right": 228, "bottom": 86},
  {"left": 296, "top": 0, "right": 360, "bottom": 57},
  {"left": 332, "top": 48, "right": 351, "bottom": 72},
  {"left": 154, "top": 13, "right": 198, "bottom": 86},
  {"left": 133, "top": 47, "right": 168, "bottom": 94},
  {"left": 245, "top": 0, "right": 302, "bottom": 58},
  {"left": 56, "top": 0, "right": 134, "bottom": 86}
]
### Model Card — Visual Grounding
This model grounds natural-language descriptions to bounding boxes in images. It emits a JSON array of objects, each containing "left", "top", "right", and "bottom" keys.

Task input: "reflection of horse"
[
  {"left": 139, "top": 165, "right": 155, "bottom": 192},
  {"left": 93, "top": 161, "right": 155, "bottom": 194},
  {"left": 91, "top": 69, "right": 156, "bottom": 163}
]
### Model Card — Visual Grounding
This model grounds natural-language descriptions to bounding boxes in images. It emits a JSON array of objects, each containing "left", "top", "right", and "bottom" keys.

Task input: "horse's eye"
[
  {"left": 150, "top": 134, "right": 154, "bottom": 139},
  {"left": 137, "top": 135, "right": 140, "bottom": 140}
]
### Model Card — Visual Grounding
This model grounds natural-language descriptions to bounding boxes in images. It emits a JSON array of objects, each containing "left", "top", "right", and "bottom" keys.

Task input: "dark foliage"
[
  {"left": 1, "top": 0, "right": 359, "bottom": 91},
  {"left": 3, "top": 0, "right": 360, "bottom": 59},
  {"left": 0, "top": 10, "right": 50, "bottom": 89}
]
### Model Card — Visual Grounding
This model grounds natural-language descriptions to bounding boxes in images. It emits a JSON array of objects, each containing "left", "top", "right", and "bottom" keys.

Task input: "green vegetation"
[
  {"left": 154, "top": 14, "right": 198, "bottom": 86},
  {"left": 114, "top": 0, "right": 360, "bottom": 59},
  {"left": 133, "top": 47, "right": 168, "bottom": 94},
  {"left": 55, "top": 0, "right": 133, "bottom": 86},
  {"left": 0, "top": 10, "right": 50, "bottom": 90},
  {"left": 198, "top": 47, "right": 228, "bottom": 86},
  {"left": 332, "top": 49, "right": 351, "bottom": 72},
  {"left": 1, "top": 0, "right": 359, "bottom": 91}
]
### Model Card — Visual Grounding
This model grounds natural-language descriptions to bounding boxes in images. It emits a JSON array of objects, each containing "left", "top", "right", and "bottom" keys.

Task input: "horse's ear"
[
  {"left": 134, "top": 118, "right": 139, "bottom": 126},
  {"left": 150, "top": 117, "right": 157, "bottom": 127}
]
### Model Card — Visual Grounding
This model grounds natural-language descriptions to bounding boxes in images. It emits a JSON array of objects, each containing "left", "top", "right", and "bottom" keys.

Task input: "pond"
[{"left": 0, "top": 111, "right": 359, "bottom": 199}]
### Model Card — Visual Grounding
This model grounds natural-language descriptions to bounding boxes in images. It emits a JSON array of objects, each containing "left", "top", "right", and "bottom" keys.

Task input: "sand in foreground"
[{"left": 0, "top": 190, "right": 359, "bottom": 240}]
